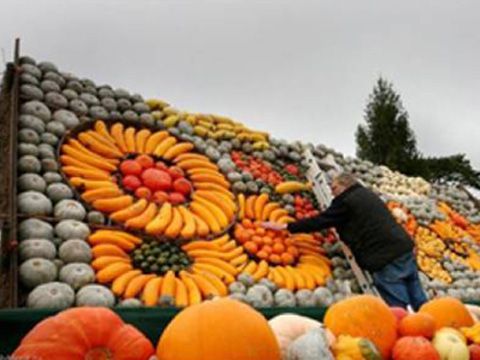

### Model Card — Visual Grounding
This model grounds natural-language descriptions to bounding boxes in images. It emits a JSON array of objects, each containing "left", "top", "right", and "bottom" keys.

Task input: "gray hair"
[{"left": 332, "top": 172, "right": 358, "bottom": 188}]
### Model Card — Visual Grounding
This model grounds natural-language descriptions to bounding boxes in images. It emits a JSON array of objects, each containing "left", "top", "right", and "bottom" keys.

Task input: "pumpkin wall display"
[{"left": 10, "top": 54, "right": 480, "bottom": 312}]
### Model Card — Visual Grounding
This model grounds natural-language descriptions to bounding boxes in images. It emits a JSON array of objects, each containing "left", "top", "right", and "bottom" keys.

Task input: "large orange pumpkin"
[
  {"left": 399, "top": 313, "right": 436, "bottom": 339},
  {"left": 419, "top": 297, "right": 474, "bottom": 330},
  {"left": 324, "top": 295, "right": 397, "bottom": 359},
  {"left": 13, "top": 307, "right": 154, "bottom": 360},
  {"left": 157, "top": 298, "right": 281, "bottom": 360}
]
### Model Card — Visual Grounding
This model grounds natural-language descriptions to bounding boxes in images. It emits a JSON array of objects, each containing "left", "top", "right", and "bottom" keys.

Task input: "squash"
[
  {"left": 87, "top": 211, "right": 105, "bottom": 225},
  {"left": 43, "top": 171, "right": 63, "bottom": 184},
  {"left": 18, "top": 173, "right": 47, "bottom": 193},
  {"left": 324, "top": 295, "right": 397, "bottom": 359},
  {"left": 54, "top": 199, "right": 87, "bottom": 221},
  {"left": 419, "top": 297, "right": 474, "bottom": 330},
  {"left": 295, "top": 289, "right": 316, "bottom": 307},
  {"left": 228, "top": 281, "right": 247, "bottom": 294},
  {"left": 18, "top": 155, "right": 42, "bottom": 173},
  {"left": 433, "top": 328, "right": 469, "bottom": 360},
  {"left": 20, "top": 84, "right": 44, "bottom": 101},
  {"left": 59, "top": 263, "right": 95, "bottom": 290},
  {"left": 19, "top": 218, "right": 54, "bottom": 240},
  {"left": 38, "top": 143, "right": 56, "bottom": 159},
  {"left": 274, "top": 289, "right": 297, "bottom": 307},
  {"left": 76, "top": 284, "right": 116, "bottom": 307},
  {"left": 18, "top": 191, "right": 52, "bottom": 216},
  {"left": 46, "top": 183, "right": 74, "bottom": 203},
  {"left": 19, "top": 239, "right": 56, "bottom": 261},
  {"left": 26, "top": 282, "right": 75, "bottom": 309},
  {"left": 21, "top": 100, "right": 51, "bottom": 122},
  {"left": 399, "top": 312, "right": 436, "bottom": 339},
  {"left": 313, "top": 287, "right": 334, "bottom": 307},
  {"left": 45, "top": 120, "right": 66, "bottom": 137},
  {"left": 245, "top": 284, "right": 274, "bottom": 308},
  {"left": 157, "top": 298, "right": 281, "bottom": 360},
  {"left": 20, "top": 258, "right": 58, "bottom": 288},
  {"left": 40, "top": 132, "right": 59, "bottom": 146},
  {"left": 59, "top": 239, "right": 93, "bottom": 263},
  {"left": 41, "top": 158, "right": 59, "bottom": 173},
  {"left": 118, "top": 298, "right": 143, "bottom": 308},
  {"left": 41, "top": 79, "right": 61, "bottom": 93},
  {"left": 286, "top": 328, "right": 335, "bottom": 360},
  {"left": 18, "top": 143, "right": 40, "bottom": 157},
  {"left": 55, "top": 219, "right": 91, "bottom": 240},
  {"left": 13, "top": 307, "right": 154, "bottom": 359},
  {"left": 392, "top": 336, "right": 439, "bottom": 360},
  {"left": 53, "top": 109, "right": 80, "bottom": 129},
  {"left": 69, "top": 98, "right": 89, "bottom": 116},
  {"left": 45, "top": 91, "right": 68, "bottom": 109},
  {"left": 333, "top": 335, "right": 383, "bottom": 360},
  {"left": 269, "top": 314, "right": 326, "bottom": 358},
  {"left": 18, "top": 128, "right": 40, "bottom": 144},
  {"left": 19, "top": 114, "right": 46, "bottom": 134}
]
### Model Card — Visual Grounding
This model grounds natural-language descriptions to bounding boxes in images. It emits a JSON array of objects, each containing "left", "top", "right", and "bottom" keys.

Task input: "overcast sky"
[{"left": 1, "top": 0, "right": 479, "bottom": 168}]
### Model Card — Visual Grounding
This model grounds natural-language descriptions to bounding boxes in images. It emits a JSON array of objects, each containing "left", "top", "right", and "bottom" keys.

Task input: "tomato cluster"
[
  {"left": 294, "top": 195, "right": 320, "bottom": 220},
  {"left": 231, "top": 151, "right": 284, "bottom": 185},
  {"left": 119, "top": 154, "right": 193, "bottom": 205}
]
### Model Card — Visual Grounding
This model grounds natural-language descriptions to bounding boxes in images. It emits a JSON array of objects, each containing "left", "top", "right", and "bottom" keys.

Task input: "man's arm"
[{"left": 286, "top": 200, "right": 348, "bottom": 233}]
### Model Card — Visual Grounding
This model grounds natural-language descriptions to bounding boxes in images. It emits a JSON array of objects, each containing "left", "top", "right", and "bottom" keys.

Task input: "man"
[{"left": 263, "top": 172, "right": 427, "bottom": 310}]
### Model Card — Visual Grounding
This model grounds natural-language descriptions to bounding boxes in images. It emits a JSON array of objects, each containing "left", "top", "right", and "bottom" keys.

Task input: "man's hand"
[{"left": 261, "top": 222, "right": 287, "bottom": 231}]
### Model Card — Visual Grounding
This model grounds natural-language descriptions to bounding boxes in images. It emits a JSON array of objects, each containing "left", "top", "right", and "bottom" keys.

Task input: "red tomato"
[
  {"left": 141, "top": 168, "right": 172, "bottom": 191},
  {"left": 135, "top": 154, "right": 155, "bottom": 169},
  {"left": 122, "top": 175, "right": 142, "bottom": 191},
  {"left": 120, "top": 160, "right": 142, "bottom": 176},
  {"left": 168, "top": 166, "right": 185, "bottom": 180},
  {"left": 168, "top": 192, "right": 186, "bottom": 205},
  {"left": 173, "top": 178, "right": 193, "bottom": 196},
  {"left": 153, "top": 191, "right": 169, "bottom": 204},
  {"left": 155, "top": 161, "right": 169, "bottom": 171},
  {"left": 135, "top": 186, "right": 152, "bottom": 199}
]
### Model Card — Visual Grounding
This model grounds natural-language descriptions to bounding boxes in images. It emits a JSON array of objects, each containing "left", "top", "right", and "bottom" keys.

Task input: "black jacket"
[{"left": 287, "top": 183, "right": 414, "bottom": 272}]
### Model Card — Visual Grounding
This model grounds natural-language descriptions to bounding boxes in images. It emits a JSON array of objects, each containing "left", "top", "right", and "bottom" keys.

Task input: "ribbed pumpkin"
[
  {"left": 324, "top": 295, "right": 397, "bottom": 359},
  {"left": 399, "top": 313, "right": 436, "bottom": 339},
  {"left": 157, "top": 298, "right": 281, "bottom": 360},
  {"left": 392, "top": 336, "right": 440, "bottom": 360},
  {"left": 13, "top": 307, "right": 154, "bottom": 360},
  {"left": 419, "top": 297, "right": 474, "bottom": 330}
]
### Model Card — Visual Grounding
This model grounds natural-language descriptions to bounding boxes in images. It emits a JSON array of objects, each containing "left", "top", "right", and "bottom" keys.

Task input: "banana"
[
  {"left": 110, "top": 123, "right": 128, "bottom": 153},
  {"left": 153, "top": 136, "right": 177, "bottom": 157},
  {"left": 145, "top": 202, "right": 172, "bottom": 235},
  {"left": 164, "top": 207, "right": 183, "bottom": 238},
  {"left": 191, "top": 196, "right": 229, "bottom": 228},
  {"left": 190, "top": 174, "right": 230, "bottom": 189},
  {"left": 190, "top": 201, "right": 221, "bottom": 234},
  {"left": 142, "top": 277, "right": 163, "bottom": 306},
  {"left": 195, "top": 257, "right": 238, "bottom": 276},
  {"left": 193, "top": 183, "right": 234, "bottom": 199},
  {"left": 124, "top": 203, "right": 157, "bottom": 230},
  {"left": 144, "top": 130, "right": 169, "bottom": 154},
  {"left": 295, "top": 268, "right": 316, "bottom": 290},
  {"left": 174, "top": 278, "right": 189, "bottom": 308},
  {"left": 96, "top": 262, "right": 133, "bottom": 284},
  {"left": 192, "top": 213, "right": 210, "bottom": 237},
  {"left": 271, "top": 267, "right": 286, "bottom": 288},
  {"left": 275, "top": 181, "right": 311, "bottom": 194},
  {"left": 230, "top": 253, "right": 248, "bottom": 268},
  {"left": 111, "top": 270, "right": 142, "bottom": 297},
  {"left": 81, "top": 187, "right": 123, "bottom": 203},
  {"left": 269, "top": 208, "right": 289, "bottom": 222},
  {"left": 188, "top": 272, "right": 220, "bottom": 299},
  {"left": 179, "top": 271, "right": 202, "bottom": 305},
  {"left": 93, "top": 195, "right": 134, "bottom": 213},
  {"left": 286, "top": 266, "right": 305, "bottom": 290},
  {"left": 176, "top": 159, "right": 218, "bottom": 171},
  {"left": 193, "top": 263, "right": 235, "bottom": 285},
  {"left": 252, "top": 260, "right": 269, "bottom": 282},
  {"left": 110, "top": 198, "right": 148, "bottom": 222},
  {"left": 193, "top": 192, "right": 235, "bottom": 221},
  {"left": 195, "top": 270, "right": 228, "bottom": 296},
  {"left": 124, "top": 127, "right": 137, "bottom": 153},
  {"left": 238, "top": 193, "right": 246, "bottom": 220},
  {"left": 276, "top": 266, "right": 295, "bottom": 291},
  {"left": 173, "top": 153, "right": 210, "bottom": 163},
  {"left": 135, "top": 129, "right": 152, "bottom": 153},
  {"left": 178, "top": 205, "right": 196, "bottom": 239},
  {"left": 61, "top": 145, "right": 117, "bottom": 172},
  {"left": 245, "top": 195, "right": 257, "bottom": 219},
  {"left": 254, "top": 193, "right": 269, "bottom": 220},
  {"left": 162, "top": 142, "right": 195, "bottom": 160},
  {"left": 210, "top": 234, "right": 230, "bottom": 247},
  {"left": 243, "top": 260, "right": 258, "bottom": 275},
  {"left": 94, "top": 120, "right": 117, "bottom": 144}
]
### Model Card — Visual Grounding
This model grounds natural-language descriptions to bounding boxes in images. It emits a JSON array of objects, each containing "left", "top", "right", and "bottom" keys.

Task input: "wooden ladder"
[{"left": 303, "top": 148, "right": 380, "bottom": 296}]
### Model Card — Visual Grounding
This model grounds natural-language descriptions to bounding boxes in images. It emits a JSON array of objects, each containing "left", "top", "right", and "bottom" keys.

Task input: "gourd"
[
  {"left": 87, "top": 211, "right": 105, "bottom": 224},
  {"left": 275, "top": 289, "right": 297, "bottom": 307},
  {"left": 46, "top": 183, "right": 74, "bottom": 203},
  {"left": 43, "top": 171, "right": 63, "bottom": 184},
  {"left": 26, "top": 282, "right": 75, "bottom": 309},
  {"left": 59, "top": 239, "right": 92, "bottom": 263},
  {"left": 18, "top": 191, "right": 52, "bottom": 216},
  {"left": 118, "top": 298, "right": 143, "bottom": 308},
  {"left": 18, "top": 155, "right": 42, "bottom": 174},
  {"left": 419, "top": 297, "right": 474, "bottom": 330},
  {"left": 20, "top": 84, "right": 44, "bottom": 100},
  {"left": 45, "top": 92, "right": 68, "bottom": 109},
  {"left": 19, "top": 258, "right": 58, "bottom": 288},
  {"left": 40, "top": 132, "right": 59, "bottom": 146},
  {"left": 237, "top": 273, "right": 255, "bottom": 287},
  {"left": 41, "top": 158, "right": 59, "bottom": 173},
  {"left": 333, "top": 335, "right": 383, "bottom": 360},
  {"left": 245, "top": 284, "right": 274, "bottom": 308},
  {"left": 19, "top": 114, "right": 46, "bottom": 133},
  {"left": 45, "top": 120, "right": 66, "bottom": 137},
  {"left": 54, "top": 199, "right": 87, "bottom": 221},
  {"left": 18, "top": 173, "right": 47, "bottom": 192},
  {"left": 59, "top": 263, "right": 95, "bottom": 290},
  {"left": 432, "top": 328, "right": 469, "bottom": 360},
  {"left": 53, "top": 109, "right": 80, "bottom": 129},
  {"left": 12, "top": 307, "right": 154, "bottom": 359},
  {"left": 313, "top": 287, "right": 334, "bottom": 307},
  {"left": 18, "top": 143, "right": 39, "bottom": 157},
  {"left": 20, "top": 100, "right": 51, "bottom": 122},
  {"left": 19, "top": 239, "right": 56, "bottom": 261},
  {"left": 324, "top": 295, "right": 397, "bottom": 359},
  {"left": 228, "top": 281, "right": 247, "bottom": 294},
  {"left": 392, "top": 336, "right": 440, "bottom": 360},
  {"left": 75, "top": 284, "right": 116, "bottom": 307},
  {"left": 157, "top": 298, "right": 281, "bottom": 360},
  {"left": 38, "top": 143, "right": 55, "bottom": 159},
  {"left": 295, "top": 289, "right": 316, "bottom": 307},
  {"left": 286, "top": 328, "right": 335, "bottom": 360},
  {"left": 19, "top": 218, "right": 54, "bottom": 240},
  {"left": 55, "top": 219, "right": 90, "bottom": 240}
]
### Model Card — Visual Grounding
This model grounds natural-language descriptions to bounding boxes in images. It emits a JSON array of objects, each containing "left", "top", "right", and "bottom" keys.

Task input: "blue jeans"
[{"left": 372, "top": 252, "right": 428, "bottom": 311}]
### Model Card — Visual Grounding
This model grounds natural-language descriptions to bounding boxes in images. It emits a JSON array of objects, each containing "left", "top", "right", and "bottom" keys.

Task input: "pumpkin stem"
[{"left": 85, "top": 347, "right": 113, "bottom": 360}]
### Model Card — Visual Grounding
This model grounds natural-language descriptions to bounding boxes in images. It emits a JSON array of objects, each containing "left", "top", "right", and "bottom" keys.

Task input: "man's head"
[{"left": 331, "top": 172, "right": 357, "bottom": 196}]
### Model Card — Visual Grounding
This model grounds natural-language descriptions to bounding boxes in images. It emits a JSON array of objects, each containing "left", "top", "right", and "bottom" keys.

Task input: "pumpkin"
[
  {"left": 19, "top": 114, "right": 46, "bottom": 134},
  {"left": 18, "top": 173, "right": 47, "bottom": 192},
  {"left": 286, "top": 328, "right": 335, "bottom": 360},
  {"left": 419, "top": 297, "right": 474, "bottom": 330},
  {"left": 392, "top": 336, "right": 440, "bottom": 360},
  {"left": 324, "top": 295, "right": 397, "bottom": 359},
  {"left": 27, "top": 282, "right": 75, "bottom": 309},
  {"left": 313, "top": 287, "right": 334, "bottom": 307},
  {"left": 45, "top": 120, "right": 66, "bottom": 137},
  {"left": 18, "top": 191, "right": 52, "bottom": 216},
  {"left": 19, "top": 239, "right": 56, "bottom": 261},
  {"left": 53, "top": 109, "right": 80, "bottom": 129},
  {"left": 19, "top": 218, "right": 54, "bottom": 240},
  {"left": 18, "top": 143, "right": 40, "bottom": 157},
  {"left": 399, "top": 313, "right": 436, "bottom": 339},
  {"left": 43, "top": 171, "right": 63, "bottom": 184},
  {"left": 333, "top": 335, "right": 382, "bottom": 360},
  {"left": 38, "top": 143, "right": 55, "bottom": 159},
  {"left": 20, "top": 258, "right": 58, "bottom": 288},
  {"left": 41, "top": 158, "right": 59, "bottom": 173},
  {"left": 13, "top": 307, "right": 154, "bottom": 360},
  {"left": 18, "top": 155, "right": 42, "bottom": 174},
  {"left": 157, "top": 298, "right": 281, "bottom": 360},
  {"left": 295, "top": 289, "right": 316, "bottom": 307},
  {"left": 229, "top": 281, "right": 247, "bottom": 294},
  {"left": 41, "top": 79, "right": 61, "bottom": 93},
  {"left": 268, "top": 314, "right": 330, "bottom": 358},
  {"left": 87, "top": 210, "right": 106, "bottom": 224},
  {"left": 54, "top": 199, "right": 87, "bottom": 221},
  {"left": 55, "top": 219, "right": 91, "bottom": 240},
  {"left": 433, "top": 328, "right": 469, "bottom": 360},
  {"left": 59, "top": 239, "right": 92, "bottom": 263},
  {"left": 274, "top": 289, "right": 297, "bottom": 307},
  {"left": 46, "top": 183, "right": 74, "bottom": 203},
  {"left": 45, "top": 92, "right": 68, "bottom": 109},
  {"left": 21, "top": 100, "right": 51, "bottom": 122},
  {"left": 118, "top": 298, "right": 143, "bottom": 308},
  {"left": 59, "top": 263, "right": 95, "bottom": 290},
  {"left": 18, "top": 128, "right": 40, "bottom": 144},
  {"left": 76, "top": 284, "right": 116, "bottom": 307},
  {"left": 245, "top": 284, "right": 274, "bottom": 308}
]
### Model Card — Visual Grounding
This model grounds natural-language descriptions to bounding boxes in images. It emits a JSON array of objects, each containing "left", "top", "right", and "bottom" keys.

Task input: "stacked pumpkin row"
[{"left": 62, "top": 120, "right": 236, "bottom": 239}]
